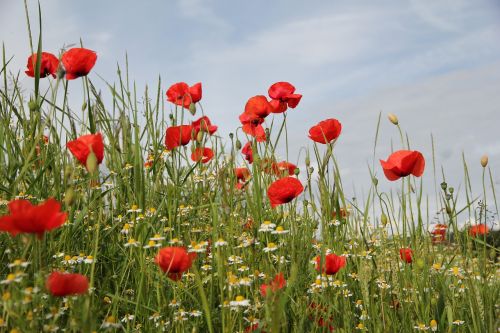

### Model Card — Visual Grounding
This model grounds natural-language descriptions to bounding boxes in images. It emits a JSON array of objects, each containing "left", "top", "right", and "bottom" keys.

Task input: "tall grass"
[{"left": 0, "top": 4, "right": 498, "bottom": 333}]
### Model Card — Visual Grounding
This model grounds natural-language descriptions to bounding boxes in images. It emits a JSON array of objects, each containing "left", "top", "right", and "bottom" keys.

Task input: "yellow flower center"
[{"left": 235, "top": 295, "right": 245, "bottom": 302}]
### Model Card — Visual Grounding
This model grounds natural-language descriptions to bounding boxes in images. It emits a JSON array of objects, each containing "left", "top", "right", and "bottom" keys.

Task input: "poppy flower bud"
[
  {"left": 305, "top": 156, "right": 310, "bottom": 167},
  {"left": 196, "top": 130, "right": 204, "bottom": 143},
  {"left": 235, "top": 140, "right": 242, "bottom": 150},
  {"left": 480, "top": 155, "right": 488, "bottom": 168},
  {"left": 64, "top": 166, "right": 73, "bottom": 181},
  {"left": 86, "top": 150, "right": 98, "bottom": 174},
  {"left": 64, "top": 187, "right": 75, "bottom": 206},
  {"left": 387, "top": 113, "right": 398, "bottom": 125},
  {"left": 308, "top": 166, "right": 314, "bottom": 174},
  {"left": 294, "top": 168, "right": 300, "bottom": 176},
  {"left": 229, "top": 133, "right": 234, "bottom": 139},
  {"left": 28, "top": 99, "right": 39, "bottom": 112},
  {"left": 56, "top": 65, "right": 65, "bottom": 79},
  {"left": 448, "top": 187, "right": 454, "bottom": 194},
  {"left": 81, "top": 101, "right": 87, "bottom": 111},
  {"left": 169, "top": 113, "right": 174, "bottom": 120},
  {"left": 381, "top": 213, "right": 388, "bottom": 226},
  {"left": 189, "top": 103, "right": 196, "bottom": 115},
  {"left": 440, "top": 182, "right": 447, "bottom": 191}
]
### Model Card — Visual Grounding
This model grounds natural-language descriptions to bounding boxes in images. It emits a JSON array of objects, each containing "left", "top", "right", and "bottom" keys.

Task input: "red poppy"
[
  {"left": 267, "top": 177, "right": 304, "bottom": 208},
  {"left": 315, "top": 253, "right": 346, "bottom": 275},
  {"left": 155, "top": 246, "right": 196, "bottom": 281},
  {"left": 260, "top": 272, "right": 286, "bottom": 297},
  {"left": 244, "top": 323, "right": 263, "bottom": 333},
  {"left": 239, "top": 112, "right": 266, "bottom": 142},
  {"left": 380, "top": 150, "right": 425, "bottom": 181},
  {"left": 308, "top": 303, "right": 335, "bottom": 332},
  {"left": 399, "top": 248, "right": 413, "bottom": 264},
  {"left": 268, "top": 82, "right": 302, "bottom": 113},
  {"left": 332, "top": 208, "right": 349, "bottom": 220},
  {"left": 308, "top": 118, "right": 342, "bottom": 144},
  {"left": 431, "top": 224, "right": 447, "bottom": 243},
  {"left": 235, "top": 167, "right": 251, "bottom": 181},
  {"left": 242, "top": 142, "right": 254, "bottom": 164},
  {"left": 25, "top": 52, "right": 59, "bottom": 78},
  {"left": 67, "top": 133, "right": 105, "bottom": 166},
  {"left": 61, "top": 48, "right": 97, "bottom": 80},
  {"left": 0, "top": 198, "right": 67, "bottom": 237},
  {"left": 245, "top": 95, "right": 272, "bottom": 119},
  {"left": 192, "top": 116, "right": 217, "bottom": 135},
  {"left": 46, "top": 272, "right": 89, "bottom": 297},
  {"left": 469, "top": 224, "right": 489, "bottom": 237},
  {"left": 191, "top": 147, "right": 214, "bottom": 164},
  {"left": 235, "top": 167, "right": 251, "bottom": 190},
  {"left": 271, "top": 161, "right": 297, "bottom": 177},
  {"left": 166, "top": 82, "right": 202, "bottom": 109},
  {"left": 165, "top": 125, "right": 193, "bottom": 150}
]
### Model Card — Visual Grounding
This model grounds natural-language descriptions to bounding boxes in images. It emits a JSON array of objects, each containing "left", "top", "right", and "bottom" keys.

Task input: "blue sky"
[{"left": 1, "top": 0, "right": 500, "bottom": 223}]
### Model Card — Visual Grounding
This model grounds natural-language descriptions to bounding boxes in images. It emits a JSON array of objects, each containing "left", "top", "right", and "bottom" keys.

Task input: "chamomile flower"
[
  {"left": 1, "top": 272, "right": 24, "bottom": 284},
  {"left": 143, "top": 240, "right": 162, "bottom": 249},
  {"left": 230, "top": 295, "right": 251, "bottom": 308},
  {"left": 271, "top": 226, "right": 289, "bottom": 235},
  {"left": 430, "top": 320, "right": 438, "bottom": 331},
  {"left": 414, "top": 323, "right": 429, "bottom": 331},
  {"left": 121, "top": 314, "right": 135, "bottom": 323},
  {"left": 263, "top": 242, "right": 279, "bottom": 252},
  {"left": 214, "top": 238, "right": 228, "bottom": 247},
  {"left": 355, "top": 323, "right": 368, "bottom": 331},
  {"left": 169, "top": 299, "right": 180, "bottom": 308},
  {"left": 83, "top": 255, "right": 95, "bottom": 264},
  {"left": 124, "top": 238, "right": 140, "bottom": 247},
  {"left": 101, "top": 316, "right": 123, "bottom": 329},
  {"left": 7, "top": 259, "right": 30, "bottom": 269},
  {"left": 120, "top": 223, "right": 132, "bottom": 234},
  {"left": 150, "top": 234, "right": 165, "bottom": 241},
  {"left": 127, "top": 204, "right": 141, "bottom": 213},
  {"left": 189, "top": 310, "right": 202, "bottom": 317},
  {"left": 169, "top": 238, "right": 183, "bottom": 245},
  {"left": 258, "top": 221, "right": 276, "bottom": 232}
]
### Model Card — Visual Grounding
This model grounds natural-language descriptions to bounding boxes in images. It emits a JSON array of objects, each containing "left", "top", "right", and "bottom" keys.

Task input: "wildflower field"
[{"left": 0, "top": 5, "right": 499, "bottom": 333}]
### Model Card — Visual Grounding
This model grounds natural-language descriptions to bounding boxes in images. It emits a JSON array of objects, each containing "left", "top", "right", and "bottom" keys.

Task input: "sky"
[{"left": 1, "top": 0, "right": 500, "bottom": 226}]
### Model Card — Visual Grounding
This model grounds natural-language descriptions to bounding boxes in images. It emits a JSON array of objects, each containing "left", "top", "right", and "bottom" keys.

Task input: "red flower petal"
[
  {"left": 308, "top": 119, "right": 342, "bottom": 144},
  {"left": 166, "top": 82, "right": 202, "bottom": 108},
  {"left": 192, "top": 116, "right": 217, "bottom": 135},
  {"left": 165, "top": 125, "right": 193, "bottom": 150},
  {"left": 46, "top": 272, "right": 89, "bottom": 296},
  {"left": 61, "top": 48, "right": 97, "bottom": 80},
  {"left": 67, "top": 133, "right": 105, "bottom": 167},
  {"left": 315, "top": 253, "right": 346, "bottom": 275},
  {"left": 191, "top": 147, "right": 214, "bottom": 164},
  {"left": 25, "top": 52, "right": 59, "bottom": 78},
  {"left": 242, "top": 142, "right": 254, "bottom": 164},
  {"left": 380, "top": 150, "right": 425, "bottom": 181},
  {"left": 267, "top": 177, "right": 303, "bottom": 208},
  {"left": 155, "top": 247, "right": 195, "bottom": 281},
  {"left": 0, "top": 198, "right": 67, "bottom": 237},
  {"left": 399, "top": 248, "right": 413, "bottom": 264}
]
